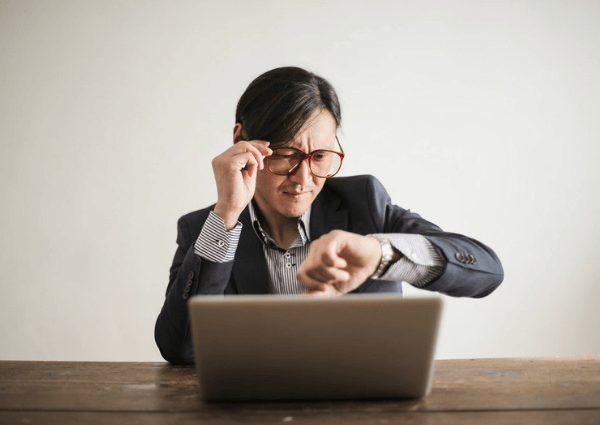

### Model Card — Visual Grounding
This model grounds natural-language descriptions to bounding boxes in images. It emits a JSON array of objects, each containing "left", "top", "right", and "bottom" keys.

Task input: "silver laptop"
[{"left": 188, "top": 294, "right": 442, "bottom": 401}]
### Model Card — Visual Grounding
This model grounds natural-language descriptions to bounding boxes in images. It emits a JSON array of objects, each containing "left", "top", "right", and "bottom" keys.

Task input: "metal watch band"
[{"left": 368, "top": 234, "right": 394, "bottom": 279}]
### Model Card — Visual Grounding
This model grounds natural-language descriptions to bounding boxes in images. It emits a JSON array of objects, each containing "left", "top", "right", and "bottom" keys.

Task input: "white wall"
[{"left": 1, "top": 0, "right": 599, "bottom": 361}]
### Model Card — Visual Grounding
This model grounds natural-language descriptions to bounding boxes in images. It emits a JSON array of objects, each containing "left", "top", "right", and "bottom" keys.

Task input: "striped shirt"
[
  {"left": 248, "top": 202, "right": 310, "bottom": 294},
  {"left": 194, "top": 206, "right": 445, "bottom": 294}
]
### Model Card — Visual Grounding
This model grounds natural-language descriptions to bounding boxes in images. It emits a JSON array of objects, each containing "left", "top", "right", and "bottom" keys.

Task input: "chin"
[
  {"left": 281, "top": 207, "right": 308, "bottom": 218},
  {"left": 280, "top": 202, "right": 311, "bottom": 218}
]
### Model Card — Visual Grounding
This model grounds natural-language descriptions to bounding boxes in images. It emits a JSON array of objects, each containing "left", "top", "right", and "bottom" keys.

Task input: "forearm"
[
  {"left": 376, "top": 234, "right": 446, "bottom": 286},
  {"left": 361, "top": 174, "right": 503, "bottom": 296},
  {"left": 373, "top": 232, "right": 503, "bottom": 298},
  {"left": 155, "top": 245, "right": 202, "bottom": 365},
  {"left": 155, "top": 245, "right": 236, "bottom": 364},
  {"left": 418, "top": 232, "right": 504, "bottom": 298}
]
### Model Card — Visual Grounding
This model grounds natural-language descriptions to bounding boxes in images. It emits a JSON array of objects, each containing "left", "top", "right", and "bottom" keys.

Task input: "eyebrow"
[
  {"left": 279, "top": 137, "right": 337, "bottom": 152},
  {"left": 274, "top": 145, "right": 335, "bottom": 154}
]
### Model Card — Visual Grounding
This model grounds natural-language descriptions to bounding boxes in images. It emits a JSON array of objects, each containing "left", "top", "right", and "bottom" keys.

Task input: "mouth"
[{"left": 282, "top": 191, "right": 311, "bottom": 199}]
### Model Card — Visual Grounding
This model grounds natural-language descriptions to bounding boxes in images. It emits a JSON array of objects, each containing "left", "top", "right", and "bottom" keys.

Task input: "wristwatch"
[{"left": 368, "top": 234, "right": 394, "bottom": 279}]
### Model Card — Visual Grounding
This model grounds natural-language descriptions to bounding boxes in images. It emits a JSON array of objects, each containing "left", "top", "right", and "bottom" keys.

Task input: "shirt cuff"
[
  {"left": 378, "top": 234, "right": 446, "bottom": 287},
  {"left": 194, "top": 211, "right": 242, "bottom": 262}
]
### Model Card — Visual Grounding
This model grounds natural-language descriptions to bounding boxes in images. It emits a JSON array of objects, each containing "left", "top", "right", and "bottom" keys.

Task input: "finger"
[
  {"left": 233, "top": 151, "right": 258, "bottom": 171},
  {"left": 243, "top": 141, "right": 273, "bottom": 166},
  {"left": 306, "top": 267, "right": 334, "bottom": 283},
  {"left": 233, "top": 143, "right": 267, "bottom": 170},
  {"left": 229, "top": 153, "right": 259, "bottom": 181},
  {"left": 324, "top": 267, "right": 351, "bottom": 284},
  {"left": 303, "top": 285, "right": 341, "bottom": 298},
  {"left": 247, "top": 140, "right": 273, "bottom": 155},
  {"left": 305, "top": 265, "right": 350, "bottom": 285},
  {"left": 321, "top": 249, "right": 347, "bottom": 269},
  {"left": 249, "top": 145, "right": 269, "bottom": 170},
  {"left": 302, "top": 283, "right": 326, "bottom": 294},
  {"left": 296, "top": 269, "right": 326, "bottom": 291}
]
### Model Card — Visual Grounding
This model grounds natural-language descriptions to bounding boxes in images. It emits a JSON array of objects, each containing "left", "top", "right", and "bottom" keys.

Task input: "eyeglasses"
[{"left": 267, "top": 137, "right": 345, "bottom": 178}]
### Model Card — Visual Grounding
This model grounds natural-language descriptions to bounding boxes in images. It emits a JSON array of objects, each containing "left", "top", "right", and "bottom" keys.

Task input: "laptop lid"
[{"left": 189, "top": 294, "right": 442, "bottom": 401}]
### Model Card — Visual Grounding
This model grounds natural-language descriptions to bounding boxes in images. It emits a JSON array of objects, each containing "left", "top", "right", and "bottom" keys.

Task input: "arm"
[
  {"left": 154, "top": 211, "right": 241, "bottom": 364},
  {"left": 374, "top": 233, "right": 445, "bottom": 287},
  {"left": 155, "top": 138, "right": 272, "bottom": 364},
  {"left": 380, "top": 206, "right": 503, "bottom": 297},
  {"left": 297, "top": 175, "right": 503, "bottom": 298}
]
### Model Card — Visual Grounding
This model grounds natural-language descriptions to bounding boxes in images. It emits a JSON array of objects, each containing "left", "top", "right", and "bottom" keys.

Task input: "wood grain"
[
  {"left": 1, "top": 357, "right": 599, "bottom": 424},
  {"left": 2, "top": 410, "right": 600, "bottom": 425}
]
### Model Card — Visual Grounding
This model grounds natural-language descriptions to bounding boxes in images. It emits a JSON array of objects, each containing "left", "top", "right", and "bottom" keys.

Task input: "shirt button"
[
  {"left": 286, "top": 263, "right": 292, "bottom": 269},
  {"left": 284, "top": 253, "right": 291, "bottom": 259},
  {"left": 217, "top": 240, "right": 225, "bottom": 247},
  {"left": 411, "top": 253, "right": 418, "bottom": 260}
]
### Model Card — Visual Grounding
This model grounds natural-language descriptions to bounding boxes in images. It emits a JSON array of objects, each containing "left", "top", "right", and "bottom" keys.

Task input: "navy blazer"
[{"left": 155, "top": 175, "right": 504, "bottom": 364}]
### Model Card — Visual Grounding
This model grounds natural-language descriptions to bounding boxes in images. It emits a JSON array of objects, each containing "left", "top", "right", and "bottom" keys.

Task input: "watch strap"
[{"left": 368, "top": 234, "right": 394, "bottom": 279}]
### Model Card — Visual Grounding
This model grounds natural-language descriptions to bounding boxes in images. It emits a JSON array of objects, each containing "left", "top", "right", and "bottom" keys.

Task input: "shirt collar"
[{"left": 248, "top": 201, "right": 312, "bottom": 249}]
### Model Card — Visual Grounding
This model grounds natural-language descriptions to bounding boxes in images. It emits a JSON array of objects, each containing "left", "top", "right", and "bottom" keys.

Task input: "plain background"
[{"left": 1, "top": 0, "right": 599, "bottom": 362}]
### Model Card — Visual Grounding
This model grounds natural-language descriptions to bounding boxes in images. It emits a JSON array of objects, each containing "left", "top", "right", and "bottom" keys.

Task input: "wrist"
[
  {"left": 213, "top": 204, "right": 241, "bottom": 231},
  {"left": 367, "top": 234, "right": 395, "bottom": 279}
]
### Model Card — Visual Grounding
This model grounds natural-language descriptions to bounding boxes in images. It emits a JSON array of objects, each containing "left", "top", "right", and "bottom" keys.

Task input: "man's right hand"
[{"left": 212, "top": 140, "right": 272, "bottom": 230}]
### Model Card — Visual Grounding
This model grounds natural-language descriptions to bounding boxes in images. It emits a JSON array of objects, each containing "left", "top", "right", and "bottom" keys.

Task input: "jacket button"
[
  {"left": 183, "top": 284, "right": 191, "bottom": 300},
  {"left": 468, "top": 255, "right": 476, "bottom": 264},
  {"left": 188, "top": 271, "right": 194, "bottom": 280},
  {"left": 455, "top": 253, "right": 464, "bottom": 262}
]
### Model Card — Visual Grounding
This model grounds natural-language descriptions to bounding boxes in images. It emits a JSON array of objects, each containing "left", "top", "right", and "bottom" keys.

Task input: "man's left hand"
[{"left": 296, "top": 230, "right": 382, "bottom": 296}]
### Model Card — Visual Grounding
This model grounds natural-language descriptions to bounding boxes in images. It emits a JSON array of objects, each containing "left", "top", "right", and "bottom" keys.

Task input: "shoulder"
[
  {"left": 324, "top": 174, "right": 381, "bottom": 191},
  {"left": 319, "top": 175, "right": 394, "bottom": 233},
  {"left": 323, "top": 174, "right": 391, "bottom": 202}
]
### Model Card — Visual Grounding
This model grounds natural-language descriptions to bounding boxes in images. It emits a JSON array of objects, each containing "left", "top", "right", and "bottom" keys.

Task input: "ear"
[{"left": 233, "top": 123, "right": 243, "bottom": 144}]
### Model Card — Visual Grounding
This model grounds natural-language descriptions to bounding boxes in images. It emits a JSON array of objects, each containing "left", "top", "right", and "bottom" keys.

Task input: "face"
[{"left": 254, "top": 110, "right": 338, "bottom": 225}]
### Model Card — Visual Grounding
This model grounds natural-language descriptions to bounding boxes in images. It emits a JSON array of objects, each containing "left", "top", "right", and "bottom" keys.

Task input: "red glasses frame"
[{"left": 267, "top": 136, "right": 345, "bottom": 178}]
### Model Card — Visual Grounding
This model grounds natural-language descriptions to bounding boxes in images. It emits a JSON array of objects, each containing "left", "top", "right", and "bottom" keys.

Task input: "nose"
[{"left": 288, "top": 157, "right": 312, "bottom": 184}]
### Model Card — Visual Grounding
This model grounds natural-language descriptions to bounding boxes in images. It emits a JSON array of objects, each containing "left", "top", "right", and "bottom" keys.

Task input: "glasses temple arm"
[{"left": 336, "top": 136, "right": 345, "bottom": 155}]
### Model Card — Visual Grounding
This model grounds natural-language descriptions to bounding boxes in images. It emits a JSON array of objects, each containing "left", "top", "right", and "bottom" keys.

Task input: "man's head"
[
  {"left": 234, "top": 67, "right": 342, "bottom": 227},
  {"left": 235, "top": 66, "right": 341, "bottom": 146}
]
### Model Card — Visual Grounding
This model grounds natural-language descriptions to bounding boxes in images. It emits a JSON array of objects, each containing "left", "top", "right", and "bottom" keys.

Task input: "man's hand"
[
  {"left": 297, "top": 230, "right": 383, "bottom": 296},
  {"left": 212, "top": 141, "right": 272, "bottom": 230}
]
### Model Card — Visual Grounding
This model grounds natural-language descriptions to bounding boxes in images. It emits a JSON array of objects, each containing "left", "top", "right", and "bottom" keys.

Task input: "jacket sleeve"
[
  {"left": 154, "top": 213, "right": 236, "bottom": 364},
  {"left": 366, "top": 175, "right": 504, "bottom": 298}
]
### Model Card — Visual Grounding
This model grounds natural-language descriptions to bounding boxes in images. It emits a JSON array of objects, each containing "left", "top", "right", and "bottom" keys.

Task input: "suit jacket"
[{"left": 155, "top": 175, "right": 504, "bottom": 364}]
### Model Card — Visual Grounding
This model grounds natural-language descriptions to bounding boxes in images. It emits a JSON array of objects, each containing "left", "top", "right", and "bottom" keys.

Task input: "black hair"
[{"left": 235, "top": 67, "right": 341, "bottom": 146}]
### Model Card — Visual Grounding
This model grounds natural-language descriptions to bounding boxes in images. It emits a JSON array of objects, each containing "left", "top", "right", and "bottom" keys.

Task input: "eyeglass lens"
[{"left": 269, "top": 149, "right": 342, "bottom": 177}]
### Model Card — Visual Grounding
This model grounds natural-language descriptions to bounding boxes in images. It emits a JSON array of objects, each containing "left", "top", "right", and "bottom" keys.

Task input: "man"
[{"left": 155, "top": 67, "right": 504, "bottom": 364}]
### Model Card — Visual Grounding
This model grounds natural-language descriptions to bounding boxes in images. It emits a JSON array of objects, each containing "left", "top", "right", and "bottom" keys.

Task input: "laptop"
[{"left": 188, "top": 294, "right": 442, "bottom": 401}]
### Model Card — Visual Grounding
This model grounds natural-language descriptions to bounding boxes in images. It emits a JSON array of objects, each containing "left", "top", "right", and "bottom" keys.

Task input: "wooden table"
[{"left": 1, "top": 356, "right": 599, "bottom": 424}]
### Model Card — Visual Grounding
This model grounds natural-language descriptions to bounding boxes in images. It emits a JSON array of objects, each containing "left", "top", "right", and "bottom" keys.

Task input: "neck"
[{"left": 254, "top": 203, "right": 300, "bottom": 251}]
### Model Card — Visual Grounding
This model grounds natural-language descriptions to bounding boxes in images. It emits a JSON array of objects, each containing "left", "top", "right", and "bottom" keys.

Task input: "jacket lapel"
[
  {"left": 309, "top": 186, "right": 349, "bottom": 240},
  {"left": 231, "top": 207, "right": 270, "bottom": 294}
]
